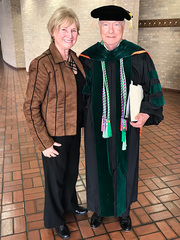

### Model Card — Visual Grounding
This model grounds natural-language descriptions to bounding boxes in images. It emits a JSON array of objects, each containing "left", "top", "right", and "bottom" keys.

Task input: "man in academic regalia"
[{"left": 79, "top": 5, "right": 164, "bottom": 231}]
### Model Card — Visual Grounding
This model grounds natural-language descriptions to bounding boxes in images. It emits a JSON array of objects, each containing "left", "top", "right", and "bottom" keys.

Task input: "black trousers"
[
  {"left": 120, "top": 206, "right": 130, "bottom": 217},
  {"left": 42, "top": 128, "right": 81, "bottom": 228}
]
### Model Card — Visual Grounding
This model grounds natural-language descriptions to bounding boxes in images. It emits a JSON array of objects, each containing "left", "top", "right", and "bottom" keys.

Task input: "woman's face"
[{"left": 52, "top": 20, "right": 78, "bottom": 52}]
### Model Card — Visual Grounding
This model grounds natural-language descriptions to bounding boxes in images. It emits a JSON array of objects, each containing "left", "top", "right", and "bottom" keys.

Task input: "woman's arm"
[{"left": 23, "top": 58, "right": 54, "bottom": 152}]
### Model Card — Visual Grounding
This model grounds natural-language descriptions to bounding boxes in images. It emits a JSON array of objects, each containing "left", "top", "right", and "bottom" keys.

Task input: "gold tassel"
[{"left": 129, "top": 12, "right": 133, "bottom": 29}]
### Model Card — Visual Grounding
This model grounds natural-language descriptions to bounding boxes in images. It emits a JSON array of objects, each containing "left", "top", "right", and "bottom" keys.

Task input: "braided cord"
[
  {"left": 101, "top": 61, "right": 112, "bottom": 138},
  {"left": 120, "top": 58, "right": 127, "bottom": 150}
]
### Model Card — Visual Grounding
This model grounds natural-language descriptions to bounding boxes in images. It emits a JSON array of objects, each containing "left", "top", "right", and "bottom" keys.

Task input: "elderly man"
[{"left": 80, "top": 5, "right": 164, "bottom": 231}]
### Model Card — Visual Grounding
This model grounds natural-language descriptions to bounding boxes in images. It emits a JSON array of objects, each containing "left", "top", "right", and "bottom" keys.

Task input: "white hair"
[{"left": 98, "top": 20, "right": 125, "bottom": 26}]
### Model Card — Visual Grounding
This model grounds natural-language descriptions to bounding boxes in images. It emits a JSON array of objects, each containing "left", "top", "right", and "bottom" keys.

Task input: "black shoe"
[
  {"left": 74, "top": 206, "right": 88, "bottom": 215},
  {"left": 55, "top": 224, "right": 70, "bottom": 239},
  {"left": 120, "top": 216, "right": 132, "bottom": 232},
  {"left": 90, "top": 212, "right": 102, "bottom": 229}
]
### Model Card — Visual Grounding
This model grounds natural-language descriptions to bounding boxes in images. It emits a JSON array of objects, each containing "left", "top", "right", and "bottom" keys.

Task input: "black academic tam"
[{"left": 91, "top": 5, "right": 132, "bottom": 21}]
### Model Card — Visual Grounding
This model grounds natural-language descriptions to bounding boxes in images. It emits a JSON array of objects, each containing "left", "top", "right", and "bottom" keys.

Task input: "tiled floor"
[{"left": 0, "top": 55, "right": 180, "bottom": 240}]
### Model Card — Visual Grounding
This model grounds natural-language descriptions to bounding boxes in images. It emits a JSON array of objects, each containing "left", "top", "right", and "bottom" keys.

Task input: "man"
[{"left": 80, "top": 5, "right": 164, "bottom": 232}]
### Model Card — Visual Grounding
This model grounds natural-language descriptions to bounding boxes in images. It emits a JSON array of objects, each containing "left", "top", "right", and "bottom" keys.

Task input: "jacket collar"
[
  {"left": 49, "top": 42, "right": 85, "bottom": 78},
  {"left": 49, "top": 42, "right": 65, "bottom": 63}
]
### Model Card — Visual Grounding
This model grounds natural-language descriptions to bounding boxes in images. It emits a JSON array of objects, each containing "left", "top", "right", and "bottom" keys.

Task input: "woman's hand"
[
  {"left": 42, "top": 142, "right": 62, "bottom": 158},
  {"left": 130, "top": 113, "right": 149, "bottom": 128}
]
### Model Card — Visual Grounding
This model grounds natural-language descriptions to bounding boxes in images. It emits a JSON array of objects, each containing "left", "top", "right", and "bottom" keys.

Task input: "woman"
[{"left": 23, "top": 7, "right": 87, "bottom": 239}]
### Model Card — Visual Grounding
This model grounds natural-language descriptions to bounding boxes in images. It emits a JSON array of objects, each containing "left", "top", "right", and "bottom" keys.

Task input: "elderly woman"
[{"left": 23, "top": 7, "right": 87, "bottom": 239}]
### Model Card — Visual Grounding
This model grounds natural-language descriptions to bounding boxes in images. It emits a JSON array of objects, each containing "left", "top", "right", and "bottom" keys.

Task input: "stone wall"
[
  {"left": 138, "top": 0, "right": 180, "bottom": 90},
  {"left": 0, "top": 0, "right": 17, "bottom": 67},
  {"left": 0, "top": 0, "right": 25, "bottom": 68},
  {"left": 19, "top": 0, "right": 139, "bottom": 71},
  {"left": 0, "top": 0, "right": 179, "bottom": 90},
  {"left": 11, "top": 0, "right": 25, "bottom": 68},
  {"left": 0, "top": 0, "right": 139, "bottom": 70}
]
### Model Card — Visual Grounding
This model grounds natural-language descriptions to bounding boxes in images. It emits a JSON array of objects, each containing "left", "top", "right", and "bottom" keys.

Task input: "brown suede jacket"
[{"left": 23, "top": 42, "right": 85, "bottom": 152}]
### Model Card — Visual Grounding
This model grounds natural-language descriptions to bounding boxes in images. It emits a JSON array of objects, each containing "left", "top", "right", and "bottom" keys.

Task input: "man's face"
[{"left": 99, "top": 21, "right": 125, "bottom": 51}]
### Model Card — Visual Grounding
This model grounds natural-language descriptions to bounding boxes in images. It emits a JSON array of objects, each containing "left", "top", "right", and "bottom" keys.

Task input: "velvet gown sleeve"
[
  {"left": 79, "top": 56, "right": 94, "bottom": 109},
  {"left": 79, "top": 56, "right": 93, "bottom": 88},
  {"left": 132, "top": 52, "right": 165, "bottom": 126}
]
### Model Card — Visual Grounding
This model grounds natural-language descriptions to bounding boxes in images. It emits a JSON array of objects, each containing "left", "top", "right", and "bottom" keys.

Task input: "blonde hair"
[{"left": 47, "top": 7, "right": 80, "bottom": 38}]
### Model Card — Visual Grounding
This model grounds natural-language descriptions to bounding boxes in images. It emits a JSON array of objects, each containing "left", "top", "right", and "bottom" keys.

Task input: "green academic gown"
[{"left": 80, "top": 40, "right": 164, "bottom": 217}]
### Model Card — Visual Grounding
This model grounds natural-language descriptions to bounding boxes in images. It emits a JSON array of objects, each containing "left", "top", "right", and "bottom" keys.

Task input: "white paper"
[{"left": 129, "top": 82, "right": 143, "bottom": 121}]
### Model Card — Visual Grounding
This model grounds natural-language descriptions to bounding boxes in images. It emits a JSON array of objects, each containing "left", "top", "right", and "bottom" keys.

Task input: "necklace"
[{"left": 67, "top": 53, "right": 77, "bottom": 74}]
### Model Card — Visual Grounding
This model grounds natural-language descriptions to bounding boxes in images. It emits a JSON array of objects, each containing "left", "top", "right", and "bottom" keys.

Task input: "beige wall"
[
  {"left": 138, "top": 27, "right": 180, "bottom": 90},
  {"left": 0, "top": 0, "right": 25, "bottom": 68},
  {"left": 0, "top": 0, "right": 139, "bottom": 70},
  {"left": 0, "top": 0, "right": 179, "bottom": 90},
  {"left": 139, "top": 0, "right": 179, "bottom": 19},
  {"left": 138, "top": 0, "right": 180, "bottom": 90},
  {"left": 19, "top": 0, "right": 139, "bottom": 71},
  {"left": 0, "top": 0, "right": 17, "bottom": 67},
  {"left": 11, "top": 0, "right": 25, "bottom": 68}
]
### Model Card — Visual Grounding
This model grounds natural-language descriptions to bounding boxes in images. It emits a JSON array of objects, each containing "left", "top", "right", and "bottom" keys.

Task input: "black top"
[{"left": 75, "top": 68, "right": 85, "bottom": 127}]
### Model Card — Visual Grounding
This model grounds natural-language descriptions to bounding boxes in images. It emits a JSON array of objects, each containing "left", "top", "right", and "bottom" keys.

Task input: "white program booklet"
[{"left": 125, "top": 81, "right": 144, "bottom": 122}]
